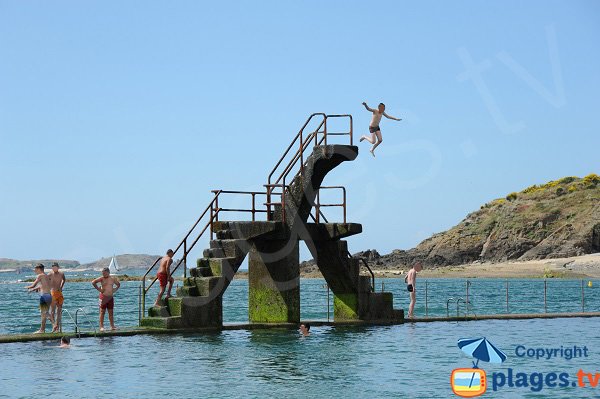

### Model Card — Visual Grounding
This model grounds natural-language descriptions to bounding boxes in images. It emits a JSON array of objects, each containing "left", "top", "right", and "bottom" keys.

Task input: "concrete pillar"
[{"left": 248, "top": 238, "right": 300, "bottom": 323}]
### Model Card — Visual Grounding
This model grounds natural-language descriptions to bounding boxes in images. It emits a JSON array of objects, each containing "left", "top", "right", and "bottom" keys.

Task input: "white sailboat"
[{"left": 108, "top": 255, "right": 120, "bottom": 274}]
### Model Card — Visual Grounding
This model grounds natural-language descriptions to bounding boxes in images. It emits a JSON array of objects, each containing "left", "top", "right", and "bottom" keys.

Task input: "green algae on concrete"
[
  {"left": 334, "top": 293, "right": 359, "bottom": 320},
  {"left": 167, "top": 297, "right": 183, "bottom": 316},
  {"left": 248, "top": 287, "right": 298, "bottom": 322}
]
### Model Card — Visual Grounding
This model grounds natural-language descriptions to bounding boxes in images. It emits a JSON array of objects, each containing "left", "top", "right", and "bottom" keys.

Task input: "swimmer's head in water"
[
  {"left": 61, "top": 336, "right": 70, "bottom": 345},
  {"left": 299, "top": 323, "right": 311, "bottom": 335}
]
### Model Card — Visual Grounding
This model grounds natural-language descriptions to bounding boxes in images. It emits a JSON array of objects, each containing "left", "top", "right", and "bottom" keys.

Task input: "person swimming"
[{"left": 59, "top": 336, "right": 70, "bottom": 348}]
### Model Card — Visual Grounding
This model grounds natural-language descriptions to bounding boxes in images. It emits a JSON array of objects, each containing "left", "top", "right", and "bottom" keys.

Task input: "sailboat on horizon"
[{"left": 108, "top": 255, "right": 120, "bottom": 274}]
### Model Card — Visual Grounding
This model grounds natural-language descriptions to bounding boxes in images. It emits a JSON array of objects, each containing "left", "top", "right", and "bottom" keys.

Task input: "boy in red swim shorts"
[
  {"left": 154, "top": 249, "right": 175, "bottom": 306},
  {"left": 92, "top": 267, "right": 120, "bottom": 332}
]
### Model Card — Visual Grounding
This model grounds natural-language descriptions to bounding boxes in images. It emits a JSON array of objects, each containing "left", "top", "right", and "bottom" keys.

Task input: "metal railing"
[
  {"left": 62, "top": 307, "right": 97, "bottom": 337},
  {"left": 314, "top": 186, "right": 347, "bottom": 224},
  {"left": 346, "top": 251, "right": 375, "bottom": 292},
  {"left": 404, "top": 278, "right": 597, "bottom": 317},
  {"left": 265, "top": 113, "right": 353, "bottom": 223}
]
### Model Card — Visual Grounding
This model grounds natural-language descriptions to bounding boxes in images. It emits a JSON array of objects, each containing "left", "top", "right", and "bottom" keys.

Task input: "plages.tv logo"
[{"left": 451, "top": 337, "right": 507, "bottom": 397}]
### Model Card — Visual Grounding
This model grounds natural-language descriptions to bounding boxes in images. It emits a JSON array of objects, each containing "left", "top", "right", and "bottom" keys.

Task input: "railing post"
[
  {"left": 138, "top": 285, "right": 142, "bottom": 326},
  {"left": 342, "top": 187, "right": 347, "bottom": 223},
  {"left": 324, "top": 116, "right": 328, "bottom": 145},
  {"left": 300, "top": 130, "right": 304, "bottom": 176},
  {"left": 142, "top": 278, "right": 146, "bottom": 318},
  {"left": 466, "top": 280, "right": 470, "bottom": 313},
  {"left": 425, "top": 280, "right": 428, "bottom": 317},
  {"left": 349, "top": 114, "right": 353, "bottom": 145},
  {"left": 316, "top": 190, "right": 320, "bottom": 224},
  {"left": 581, "top": 279, "right": 585, "bottom": 313},
  {"left": 544, "top": 279, "right": 547, "bottom": 313},
  {"left": 506, "top": 280, "right": 509, "bottom": 313},
  {"left": 381, "top": 280, "right": 384, "bottom": 292},
  {"left": 183, "top": 240, "right": 187, "bottom": 278},
  {"left": 252, "top": 193, "right": 256, "bottom": 221}
]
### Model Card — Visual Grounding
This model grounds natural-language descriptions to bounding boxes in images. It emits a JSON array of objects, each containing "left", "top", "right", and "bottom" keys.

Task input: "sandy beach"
[{"left": 300, "top": 253, "right": 600, "bottom": 279}]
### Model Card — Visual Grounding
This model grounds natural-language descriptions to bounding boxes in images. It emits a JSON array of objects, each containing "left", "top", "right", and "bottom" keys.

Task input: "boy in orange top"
[{"left": 49, "top": 262, "right": 66, "bottom": 332}]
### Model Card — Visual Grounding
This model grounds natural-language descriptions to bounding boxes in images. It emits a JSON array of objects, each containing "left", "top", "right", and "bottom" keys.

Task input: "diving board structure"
[{"left": 140, "top": 113, "right": 403, "bottom": 329}]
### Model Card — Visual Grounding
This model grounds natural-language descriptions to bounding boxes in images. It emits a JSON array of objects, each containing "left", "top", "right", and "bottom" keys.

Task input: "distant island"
[{"left": 0, "top": 254, "right": 160, "bottom": 272}]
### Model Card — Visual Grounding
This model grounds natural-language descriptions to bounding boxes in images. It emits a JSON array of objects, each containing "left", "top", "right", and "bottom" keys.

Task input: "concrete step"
[
  {"left": 210, "top": 239, "right": 248, "bottom": 259},
  {"left": 209, "top": 257, "right": 239, "bottom": 277},
  {"left": 181, "top": 276, "right": 224, "bottom": 296},
  {"left": 188, "top": 266, "right": 213, "bottom": 278},
  {"left": 216, "top": 230, "right": 233, "bottom": 239},
  {"left": 167, "top": 297, "right": 183, "bottom": 316},
  {"left": 393, "top": 309, "right": 405, "bottom": 321},
  {"left": 140, "top": 316, "right": 183, "bottom": 329},
  {"left": 176, "top": 285, "right": 199, "bottom": 297},
  {"left": 358, "top": 275, "right": 373, "bottom": 293},
  {"left": 148, "top": 305, "right": 170, "bottom": 317},
  {"left": 203, "top": 248, "right": 226, "bottom": 258}
]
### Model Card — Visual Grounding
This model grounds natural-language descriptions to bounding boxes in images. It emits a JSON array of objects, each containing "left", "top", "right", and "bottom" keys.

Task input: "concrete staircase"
[{"left": 140, "top": 226, "right": 250, "bottom": 329}]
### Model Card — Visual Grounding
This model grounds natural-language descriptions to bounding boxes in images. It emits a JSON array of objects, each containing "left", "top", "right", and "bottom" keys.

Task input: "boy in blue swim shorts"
[{"left": 25, "top": 264, "right": 54, "bottom": 333}]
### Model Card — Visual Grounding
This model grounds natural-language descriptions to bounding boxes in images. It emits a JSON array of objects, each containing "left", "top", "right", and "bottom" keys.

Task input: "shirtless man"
[
  {"left": 405, "top": 262, "right": 423, "bottom": 318},
  {"left": 92, "top": 267, "right": 120, "bottom": 331},
  {"left": 154, "top": 249, "right": 175, "bottom": 306},
  {"left": 360, "top": 101, "right": 402, "bottom": 157},
  {"left": 49, "top": 262, "right": 66, "bottom": 332},
  {"left": 25, "top": 264, "right": 54, "bottom": 334}
]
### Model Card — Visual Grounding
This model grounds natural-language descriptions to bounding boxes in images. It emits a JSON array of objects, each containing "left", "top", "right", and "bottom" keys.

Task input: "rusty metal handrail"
[
  {"left": 265, "top": 113, "right": 352, "bottom": 224},
  {"left": 347, "top": 251, "right": 374, "bottom": 292},
  {"left": 314, "top": 186, "right": 347, "bottom": 224}
]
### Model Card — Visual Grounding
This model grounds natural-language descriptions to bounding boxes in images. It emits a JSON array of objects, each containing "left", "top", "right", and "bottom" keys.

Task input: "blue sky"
[{"left": 1, "top": 1, "right": 599, "bottom": 263}]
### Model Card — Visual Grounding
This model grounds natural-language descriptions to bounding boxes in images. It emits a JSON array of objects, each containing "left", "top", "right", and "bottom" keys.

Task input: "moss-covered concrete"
[
  {"left": 249, "top": 287, "right": 296, "bottom": 322},
  {"left": 334, "top": 293, "right": 359, "bottom": 320},
  {"left": 248, "top": 238, "right": 300, "bottom": 323},
  {"left": 167, "top": 298, "right": 183, "bottom": 316}
]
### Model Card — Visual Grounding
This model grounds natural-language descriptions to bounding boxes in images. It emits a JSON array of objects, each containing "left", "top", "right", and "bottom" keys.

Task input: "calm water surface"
[
  {"left": 1, "top": 318, "right": 599, "bottom": 398},
  {"left": 1, "top": 272, "right": 599, "bottom": 398}
]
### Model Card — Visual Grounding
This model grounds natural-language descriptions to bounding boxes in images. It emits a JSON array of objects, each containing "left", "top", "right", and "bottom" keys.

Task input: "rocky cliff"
[{"left": 302, "top": 174, "right": 600, "bottom": 271}]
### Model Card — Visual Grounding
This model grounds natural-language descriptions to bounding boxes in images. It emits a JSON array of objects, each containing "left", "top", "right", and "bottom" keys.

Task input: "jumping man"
[{"left": 360, "top": 101, "right": 401, "bottom": 157}]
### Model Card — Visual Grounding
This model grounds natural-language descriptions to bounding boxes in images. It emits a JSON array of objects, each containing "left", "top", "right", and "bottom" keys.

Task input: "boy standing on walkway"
[
  {"left": 405, "top": 262, "right": 423, "bottom": 318},
  {"left": 25, "top": 264, "right": 54, "bottom": 333},
  {"left": 92, "top": 267, "right": 120, "bottom": 331},
  {"left": 49, "top": 262, "right": 66, "bottom": 332}
]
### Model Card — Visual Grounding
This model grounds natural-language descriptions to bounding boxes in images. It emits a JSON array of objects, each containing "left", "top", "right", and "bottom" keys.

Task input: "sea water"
[{"left": 1, "top": 272, "right": 599, "bottom": 398}]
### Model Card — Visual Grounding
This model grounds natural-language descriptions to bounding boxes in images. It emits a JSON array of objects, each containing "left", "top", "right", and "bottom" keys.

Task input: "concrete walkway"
[{"left": 2, "top": 312, "right": 599, "bottom": 344}]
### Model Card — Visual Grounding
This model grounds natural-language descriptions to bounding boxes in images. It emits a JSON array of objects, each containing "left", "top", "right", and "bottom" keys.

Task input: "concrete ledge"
[
  {"left": 2, "top": 312, "right": 599, "bottom": 344},
  {"left": 303, "top": 223, "right": 362, "bottom": 240}
]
